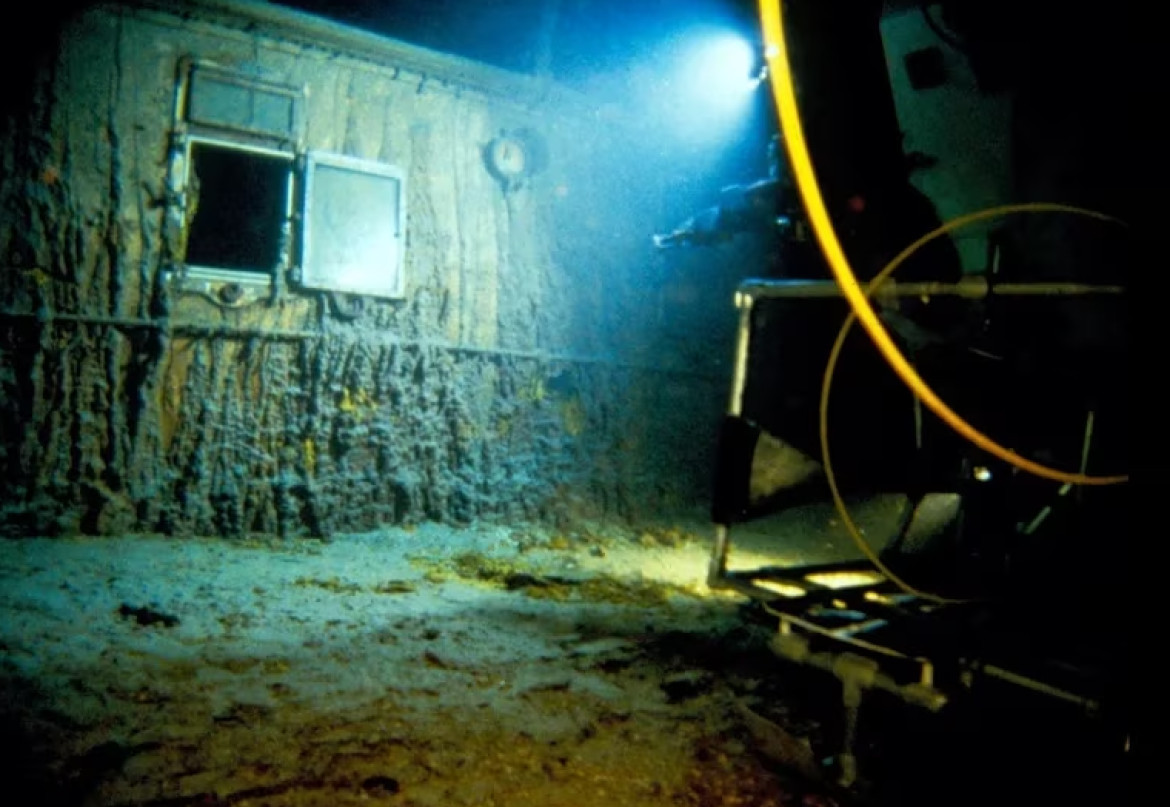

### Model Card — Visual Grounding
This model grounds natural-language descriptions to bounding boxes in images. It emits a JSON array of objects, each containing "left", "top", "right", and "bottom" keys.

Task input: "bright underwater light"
[
  {"left": 688, "top": 33, "right": 761, "bottom": 107},
  {"left": 652, "top": 29, "right": 763, "bottom": 145}
]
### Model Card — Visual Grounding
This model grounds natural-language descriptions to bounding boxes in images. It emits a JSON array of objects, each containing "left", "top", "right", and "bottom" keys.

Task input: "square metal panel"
[{"left": 301, "top": 152, "right": 407, "bottom": 299}]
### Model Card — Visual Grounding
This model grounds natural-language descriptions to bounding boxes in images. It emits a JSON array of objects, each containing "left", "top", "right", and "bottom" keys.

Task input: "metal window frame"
[
  {"left": 300, "top": 150, "right": 408, "bottom": 300},
  {"left": 183, "top": 60, "right": 305, "bottom": 145},
  {"left": 181, "top": 134, "right": 296, "bottom": 289},
  {"left": 163, "top": 57, "right": 305, "bottom": 303}
]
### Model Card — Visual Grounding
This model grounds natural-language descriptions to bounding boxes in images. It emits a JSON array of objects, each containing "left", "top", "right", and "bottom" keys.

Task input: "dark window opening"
[{"left": 185, "top": 142, "right": 290, "bottom": 273}]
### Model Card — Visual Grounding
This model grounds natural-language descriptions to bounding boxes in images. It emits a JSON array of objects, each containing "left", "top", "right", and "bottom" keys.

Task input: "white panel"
[{"left": 301, "top": 152, "right": 407, "bottom": 298}]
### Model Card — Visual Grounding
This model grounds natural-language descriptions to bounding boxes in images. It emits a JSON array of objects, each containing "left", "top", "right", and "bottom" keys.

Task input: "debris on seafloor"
[
  {"left": 360, "top": 775, "right": 401, "bottom": 796},
  {"left": 661, "top": 669, "right": 716, "bottom": 704},
  {"left": 637, "top": 525, "right": 696, "bottom": 549},
  {"left": 292, "top": 576, "right": 418, "bottom": 595},
  {"left": 421, "top": 650, "right": 459, "bottom": 670},
  {"left": 117, "top": 603, "right": 180, "bottom": 628},
  {"left": 372, "top": 579, "right": 417, "bottom": 594},
  {"left": 293, "top": 576, "right": 364, "bottom": 594},
  {"left": 735, "top": 700, "right": 823, "bottom": 782},
  {"left": 412, "top": 550, "right": 705, "bottom": 606},
  {"left": 512, "top": 523, "right": 698, "bottom": 555}
]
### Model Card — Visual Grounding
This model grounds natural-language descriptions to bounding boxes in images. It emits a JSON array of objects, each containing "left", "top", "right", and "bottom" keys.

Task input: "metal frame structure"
[
  {"left": 300, "top": 151, "right": 408, "bottom": 299},
  {"left": 705, "top": 275, "right": 1125, "bottom": 785},
  {"left": 161, "top": 57, "right": 306, "bottom": 306}
]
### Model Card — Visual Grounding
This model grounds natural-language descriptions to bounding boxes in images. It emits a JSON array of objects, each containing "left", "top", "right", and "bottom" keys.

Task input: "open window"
[
  {"left": 165, "top": 59, "right": 302, "bottom": 304},
  {"left": 184, "top": 137, "right": 293, "bottom": 277}
]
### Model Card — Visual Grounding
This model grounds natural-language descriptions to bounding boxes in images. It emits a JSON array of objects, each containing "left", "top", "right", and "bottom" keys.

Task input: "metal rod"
[
  {"left": 977, "top": 663, "right": 1100, "bottom": 712},
  {"left": 707, "top": 524, "right": 732, "bottom": 587},
  {"left": 738, "top": 277, "right": 1125, "bottom": 300},
  {"left": 771, "top": 630, "right": 946, "bottom": 711},
  {"left": 1080, "top": 410, "right": 1096, "bottom": 473},
  {"left": 1022, "top": 408, "right": 1097, "bottom": 533},
  {"left": 1077, "top": 410, "right": 1095, "bottom": 504},
  {"left": 1, "top": 311, "right": 162, "bottom": 330},
  {"left": 733, "top": 559, "right": 878, "bottom": 580},
  {"left": 187, "top": 133, "right": 294, "bottom": 160},
  {"left": 839, "top": 701, "right": 860, "bottom": 787},
  {"left": 1021, "top": 503, "right": 1054, "bottom": 536},
  {"left": 832, "top": 618, "right": 889, "bottom": 638},
  {"left": 728, "top": 292, "right": 754, "bottom": 416},
  {"left": 769, "top": 610, "right": 913, "bottom": 661},
  {"left": 913, "top": 382, "right": 923, "bottom": 450},
  {"left": 0, "top": 309, "right": 723, "bottom": 380}
]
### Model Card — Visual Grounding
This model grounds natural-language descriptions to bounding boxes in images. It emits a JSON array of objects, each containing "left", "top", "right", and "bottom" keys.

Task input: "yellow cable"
[
  {"left": 821, "top": 308, "right": 954, "bottom": 601},
  {"left": 758, "top": 0, "right": 1128, "bottom": 487},
  {"left": 821, "top": 206, "right": 1121, "bottom": 602}
]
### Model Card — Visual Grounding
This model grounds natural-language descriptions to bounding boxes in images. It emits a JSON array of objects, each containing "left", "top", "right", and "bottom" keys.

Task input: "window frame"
[
  {"left": 163, "top": 57, "right": 305, "bottom": 303},
  {"left": 180, "top": 134, "right": 296, "bottom": 286},
  {"left": 299, "top": 150, "right": 409, "bottom": 300}
]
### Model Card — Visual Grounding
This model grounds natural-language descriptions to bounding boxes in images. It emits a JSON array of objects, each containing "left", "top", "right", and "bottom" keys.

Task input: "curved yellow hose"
[
  {"left": 758, "top": 0, "right": 1128, "bottom": 487},
  {"left": 821, "top": 205, "right": 1122, "bottom": 602}
]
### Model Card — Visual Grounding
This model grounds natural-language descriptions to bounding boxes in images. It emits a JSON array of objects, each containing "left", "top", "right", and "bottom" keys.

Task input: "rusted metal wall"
[{"left": 0, "top": 0, "right": 724, "bottom": 537}]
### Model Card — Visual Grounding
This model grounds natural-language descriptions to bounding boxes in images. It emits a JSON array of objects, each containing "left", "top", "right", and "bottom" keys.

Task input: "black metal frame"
[{"left": 705, "top": 277, "right": 1126, "bottom": 785}]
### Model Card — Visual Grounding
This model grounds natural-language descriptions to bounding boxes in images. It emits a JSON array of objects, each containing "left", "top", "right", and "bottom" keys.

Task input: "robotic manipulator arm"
[
  {"left": 652, "top": 166, "right": 964, "bottom": 354},
  {"left": 653, "top": 178, "right": 798, "bottom": 249}
]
